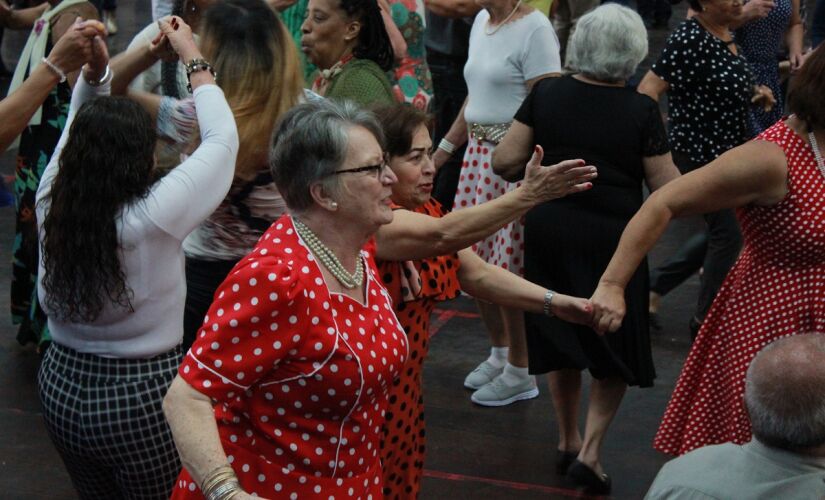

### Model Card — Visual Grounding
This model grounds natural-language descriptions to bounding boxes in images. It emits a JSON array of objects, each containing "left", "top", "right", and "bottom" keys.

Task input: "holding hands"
[
  {"left": 589, "top": 281, "right": 626, "bottom": 335},
  {"left": 521, "top": 145, "right": 597, "bottom": 204},
  {"left": 47, "top": 18, "right": 105, "bottom": 78},
  {"left": 156, "top": 16, "right": 200, "bottom": 61}
]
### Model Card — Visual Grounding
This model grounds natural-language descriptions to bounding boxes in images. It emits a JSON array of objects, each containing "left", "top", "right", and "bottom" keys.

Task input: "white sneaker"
[
  {"left": 463, "top": 360, "right": 504, "bottom": 390},
  {"left": 470, "top": 373, "right": 539, "bottom": 407}
]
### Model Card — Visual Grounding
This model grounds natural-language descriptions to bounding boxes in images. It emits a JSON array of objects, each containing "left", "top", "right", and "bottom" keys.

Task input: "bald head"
[{"left": 745, "top": 334, "right": 825, "bottom": 452}]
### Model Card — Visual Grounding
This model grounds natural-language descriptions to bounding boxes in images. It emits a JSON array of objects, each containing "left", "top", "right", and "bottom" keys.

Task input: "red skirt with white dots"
[{"left": 452, "top": 138, "right": 525, "bottom": 276}]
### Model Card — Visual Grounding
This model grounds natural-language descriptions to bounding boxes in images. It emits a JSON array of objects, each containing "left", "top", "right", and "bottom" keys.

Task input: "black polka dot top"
[{"left": 652, "top": 18, "right": 756, "bottom": 165}]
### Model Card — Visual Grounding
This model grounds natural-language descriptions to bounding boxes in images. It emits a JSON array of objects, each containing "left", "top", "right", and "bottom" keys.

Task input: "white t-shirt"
[
  {"left": 36, "top": 81, "right": 239, "bottom": 358},
  {"left": 463, "top": 9, "right": 561, "bottom": 125}
]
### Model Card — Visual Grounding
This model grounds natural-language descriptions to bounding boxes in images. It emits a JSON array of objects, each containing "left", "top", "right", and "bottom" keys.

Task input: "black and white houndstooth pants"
[{"left": 38, "top": 342, "right": 183, "bottom": 500}]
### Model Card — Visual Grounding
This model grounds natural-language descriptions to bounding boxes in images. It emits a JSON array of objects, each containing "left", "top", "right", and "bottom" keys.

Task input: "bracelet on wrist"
[
  {"left": 184, "top": 57, "right": 217, "bottom": 93},
  {"left": 543, "top": 290, "right": 555, "bottom": 317},
  {"left": 41, "top": 57, "right": 67, "bottom": 83},
  {"left": 85, "top": 65, "right": 112, "bottom": 87},
  {"left": 437, "top": 138, "right": 457, "bottom": 155}
]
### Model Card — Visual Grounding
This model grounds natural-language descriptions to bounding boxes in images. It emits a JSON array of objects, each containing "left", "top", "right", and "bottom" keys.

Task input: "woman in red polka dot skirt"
[
  {"left": 372, "top": 105, "right": 596, "bottom": 498},
  {"left": 163, "top": 100, "right": 407, "bottom": 499},
  {"left": 590, "top": 47, "right": 825, "bottom": 456}
]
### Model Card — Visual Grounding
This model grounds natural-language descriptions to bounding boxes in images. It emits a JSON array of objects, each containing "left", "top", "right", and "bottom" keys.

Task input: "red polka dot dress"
[
  {"left": 453, "top": 139, "right": 525, "bottom": 276},
  {"left": 376, "top": 200, "right": 461, "bottom": 499},
  {"left": 653, "top": 120, "right": 825, "bottom": 456},
  {"left": 170, "top": 215, "right": 409, "bottom": 499}
]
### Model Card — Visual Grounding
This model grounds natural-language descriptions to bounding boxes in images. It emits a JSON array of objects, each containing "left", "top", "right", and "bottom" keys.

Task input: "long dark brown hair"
[{"left": 40, "top": 97, "right": 157, "bottom": 323}]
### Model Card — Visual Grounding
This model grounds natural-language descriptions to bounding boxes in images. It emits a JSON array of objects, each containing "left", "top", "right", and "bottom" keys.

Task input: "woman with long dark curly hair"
[{"left": 35, "top": 17, "right": 238, "bottom": 499}]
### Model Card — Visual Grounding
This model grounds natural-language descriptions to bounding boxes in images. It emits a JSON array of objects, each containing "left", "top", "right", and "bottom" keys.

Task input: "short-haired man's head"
[{"left": 745, "top": 334, "right": 825, "bottom": 451}]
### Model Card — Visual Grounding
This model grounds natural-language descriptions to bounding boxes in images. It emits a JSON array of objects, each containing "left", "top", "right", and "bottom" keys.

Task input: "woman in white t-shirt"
[{"left": 431, "top": 0, "right": 561, "bottom": 407}]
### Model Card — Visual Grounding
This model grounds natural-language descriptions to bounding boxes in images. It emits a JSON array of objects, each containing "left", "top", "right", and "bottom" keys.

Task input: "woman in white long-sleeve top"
[{"left": 35, "top": 16, "right": 238, "bottom": 500}]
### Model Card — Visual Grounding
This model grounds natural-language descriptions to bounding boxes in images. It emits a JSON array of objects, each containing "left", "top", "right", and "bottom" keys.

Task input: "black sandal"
[{"left": 567, "top": 459, "right": 611, "bottom": 495}]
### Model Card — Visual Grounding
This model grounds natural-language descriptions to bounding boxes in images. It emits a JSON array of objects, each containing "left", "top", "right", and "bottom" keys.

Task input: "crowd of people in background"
[{"left": 0, "top": 0, "right": 824, "bottom": 498}]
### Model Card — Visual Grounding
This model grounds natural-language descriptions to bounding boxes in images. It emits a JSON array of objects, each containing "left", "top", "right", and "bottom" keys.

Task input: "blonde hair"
[{"left": 199, "top": 0, "right": 304, "bottom": 180}]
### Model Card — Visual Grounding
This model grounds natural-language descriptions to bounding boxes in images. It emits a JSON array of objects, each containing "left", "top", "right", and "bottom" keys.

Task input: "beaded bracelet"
[
  {"left": 184, "top": 57, "right": 217, "bottom": 93},
  {"left": 41, "top": 57, "right": 67, "bottom": 83}
]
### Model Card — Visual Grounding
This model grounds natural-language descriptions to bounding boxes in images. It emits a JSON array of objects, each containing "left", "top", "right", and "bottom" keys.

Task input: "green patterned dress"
[{"left": 12, "top": 43, "right": 70, "bottom": 347}]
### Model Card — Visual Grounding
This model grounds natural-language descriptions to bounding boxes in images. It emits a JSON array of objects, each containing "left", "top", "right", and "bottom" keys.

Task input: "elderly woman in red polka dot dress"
[
  {"left": 372, "top": 105, "right": 598, "bottom": 498},
  {"left": 162, "top": 99, "right": 407, "bottom": 499},
  {"left": 591, "top": 46, "right": 825, "bottom": 457}
]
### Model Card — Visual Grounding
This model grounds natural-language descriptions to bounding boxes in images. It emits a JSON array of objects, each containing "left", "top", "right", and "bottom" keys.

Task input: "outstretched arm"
[
  {"left": 374, "top": 146, "right": 596, "bottom": 261},
  {"left": 590, "top": 139, "right": 789, "bottom": 334},
  {"left": 457, "top": 249, "right": 592, "bottom": 325}
]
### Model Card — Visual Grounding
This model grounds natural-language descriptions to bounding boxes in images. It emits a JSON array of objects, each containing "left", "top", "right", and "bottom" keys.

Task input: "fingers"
[{"left": 549, "top": 158, "right": 586, "bottom": 174}]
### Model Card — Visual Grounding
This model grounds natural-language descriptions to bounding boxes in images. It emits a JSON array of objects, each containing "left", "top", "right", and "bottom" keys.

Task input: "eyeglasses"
[{"left": 331, "top": 156, "right": 390, "bottom": 178}]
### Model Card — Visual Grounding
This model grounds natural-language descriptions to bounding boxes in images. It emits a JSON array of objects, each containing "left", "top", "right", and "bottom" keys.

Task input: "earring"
[
  {"left": 191, "top": 3, "right": 197, "bottom": 12},
  {"left": 330, "top": 202, "right": 338, "bottom": 209}
]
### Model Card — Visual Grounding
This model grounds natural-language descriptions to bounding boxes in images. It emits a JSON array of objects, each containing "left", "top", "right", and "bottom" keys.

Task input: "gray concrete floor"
[{"left": 0, "top": 0, "right": 817, "bottom": 498}]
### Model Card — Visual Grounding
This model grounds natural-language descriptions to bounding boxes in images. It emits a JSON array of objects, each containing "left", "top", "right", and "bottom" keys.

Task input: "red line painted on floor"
[
  {"left": 423, "top": 469, "right": 606, "bottom": 499},
  {"left": 429, "top": 308, "right": 481, "bottom": 337},
  {"left": 433, "top": 308, "right": 480, "bottom": 318}
]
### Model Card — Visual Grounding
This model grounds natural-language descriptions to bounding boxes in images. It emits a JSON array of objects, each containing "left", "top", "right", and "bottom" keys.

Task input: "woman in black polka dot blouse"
[{"left": 638, "top": 0, "right": 775, "bottom": 337}]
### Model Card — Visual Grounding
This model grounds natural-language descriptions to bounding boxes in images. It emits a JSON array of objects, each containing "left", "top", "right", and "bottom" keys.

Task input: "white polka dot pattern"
[
  {"left": 172, "top": 215, "right": 408, "bottom": 499},
  {"left": 653, "top": 121, "right": 825, "bottom": 456},
  {"left": 652, "top": 19, "right": 755, "bottom": 165}
]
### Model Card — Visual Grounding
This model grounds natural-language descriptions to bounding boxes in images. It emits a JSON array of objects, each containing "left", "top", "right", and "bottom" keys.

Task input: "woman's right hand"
[
  {"left": 522, "top": 145, "right": 597, "bottom": 203},
  {"left": 590, "top": 281, "right": 626, "bottom": 335},
  {"left": 157, "top": 15, "right": 201, "bottom": 62},
  {"left": 47, "top": 19, "right": 105, "bottom": 76},
  {"left": 550, "top": 294, "right": 593, "bottom": 326}
]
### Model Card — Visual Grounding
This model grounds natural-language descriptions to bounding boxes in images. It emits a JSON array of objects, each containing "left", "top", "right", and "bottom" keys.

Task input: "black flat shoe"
[
  {"left": 555, "top": 450, "right": 579, "bottom": 475},
  {"left": 567, "top": 459, "right": 611, "bottom": 495}
]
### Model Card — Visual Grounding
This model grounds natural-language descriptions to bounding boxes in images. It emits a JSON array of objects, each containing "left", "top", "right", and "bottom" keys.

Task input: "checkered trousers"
[{"left": 38, "top": 342, "right": 184, "bottom": 500}]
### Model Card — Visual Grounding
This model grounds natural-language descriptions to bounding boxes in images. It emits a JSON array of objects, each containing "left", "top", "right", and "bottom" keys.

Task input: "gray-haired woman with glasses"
[{"left": 162, "top": 98, "right": 408, "bottom": 499}]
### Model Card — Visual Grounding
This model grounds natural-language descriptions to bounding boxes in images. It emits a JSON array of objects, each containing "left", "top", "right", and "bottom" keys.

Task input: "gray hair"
[
  {"left": 269, "top": 99, "right": 385, "bottom": 212},
  {"left": 566, "top": 3, "right": 648, "bottom": 83},
  {"left": 745, "top": 333, "right": 825, "bottom": 451}
]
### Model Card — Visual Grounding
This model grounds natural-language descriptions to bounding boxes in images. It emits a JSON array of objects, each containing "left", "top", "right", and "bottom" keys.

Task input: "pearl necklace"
[
  {"left": 809, "top": 131, "right": 825, "bottom": 180},
  {"left": 294, "top": 218, "right": 364, "bottom": 289},
  {"left": 485, "top": 0, "right": 522, "bottom": 36}
]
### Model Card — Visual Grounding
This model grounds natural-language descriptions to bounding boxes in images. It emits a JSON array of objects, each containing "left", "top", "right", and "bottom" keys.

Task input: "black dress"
[{"left": 515, "top": 76, "right": 669, "bottom": 387}]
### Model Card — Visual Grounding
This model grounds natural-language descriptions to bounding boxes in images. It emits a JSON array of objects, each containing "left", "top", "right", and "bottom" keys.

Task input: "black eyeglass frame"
[{"left": 330, "top": 155, "right": 390, "bottom": 177}]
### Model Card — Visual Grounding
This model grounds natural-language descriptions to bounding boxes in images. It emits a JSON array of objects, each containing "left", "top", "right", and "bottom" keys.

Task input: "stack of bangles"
[
  {"left": 437, "top": 138, "right": 457, "bottom": 156},
  {"left": 201, "top": 465, "right": 242, "bottom": 500}
]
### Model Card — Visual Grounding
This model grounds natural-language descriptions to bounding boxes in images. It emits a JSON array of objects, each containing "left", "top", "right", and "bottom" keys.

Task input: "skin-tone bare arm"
[
  {"left": 637, "top": 70, "right": 669, "bottom": 102},
  {"left": 0, "top": 1, "right": 48, "bottom": 29},
  {"left": 456, "top": 247, "right": 593, "bottom": 324},
  {"left": 50, "top": 4, "right": 99, "bottom": 89},
  {"left": 162, "top": 378, "right": 242, "bottom": 489},
  {"left": 493, "top": 120, "right": 535, "bottom": 181},
  {"left": 0, "top": 20, "right": 103, "bottom": 151},
  {"left": 119, "top": 16, "right": 207, "bottom": 122},
  {"left": 432, "top": 97, "right": 468, "bottom": 169},
  {"left": 643, "top": 153, "right": 680, "bottom": 192},
  {"left": 589, "top": 139, "right": 789, "bottom": 334},
  {"left": 109, "top": 35, "right": 169, "bottom": 95},
  {"left": 374, "top": 147, "right": 596, "bottom": 261},
  {"left": 787, "top": 0, "right": 804, "bottom": 71},
  {"left": 425, "top": 0, "right": 480, "bottom": 18}
]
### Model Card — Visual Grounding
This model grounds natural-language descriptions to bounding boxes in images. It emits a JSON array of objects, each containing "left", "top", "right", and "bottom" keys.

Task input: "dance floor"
[{"left": 0, "top": 0, "right": 812, "bottom": 497}]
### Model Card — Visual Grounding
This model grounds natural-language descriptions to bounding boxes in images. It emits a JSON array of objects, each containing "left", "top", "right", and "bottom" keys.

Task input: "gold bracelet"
[{"left": 201, "top": 465, "right": 237, "bottom": 497}]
